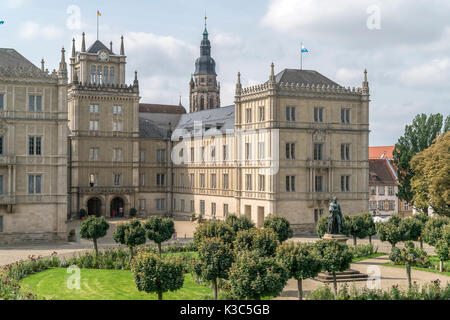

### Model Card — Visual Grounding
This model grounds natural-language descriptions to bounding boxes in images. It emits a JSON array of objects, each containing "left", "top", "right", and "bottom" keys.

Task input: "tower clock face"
[{"left": 98, "top": 50, "right": 109, "bottom": 62}]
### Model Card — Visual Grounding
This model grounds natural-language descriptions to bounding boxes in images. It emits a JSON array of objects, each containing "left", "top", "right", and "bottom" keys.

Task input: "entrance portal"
[
  {"left": 110, "top": 197, "right": 125, "bottom": 218},
  {"left": 87, "top": 198, "right": 102, "bottom": 217}
]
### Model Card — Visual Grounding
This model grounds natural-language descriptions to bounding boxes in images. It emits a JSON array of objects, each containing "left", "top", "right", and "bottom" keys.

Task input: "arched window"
[
  {"left": 90, "top": 65, "right": 96, "bottom": 84},
  {"left": 200, "top": 96, "right": 204, "bottom": 110},
  {"left": 97, "top": 66, "right": 102, "bottom": 84},
  {"left": 110, "top": 67, "right": 115, "bottom": 84},
  {"left": 104, "top": 66, "right": 109, "bottom": 84}
]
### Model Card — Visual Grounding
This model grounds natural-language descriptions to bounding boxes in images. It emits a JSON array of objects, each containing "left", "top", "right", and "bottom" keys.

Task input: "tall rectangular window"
[
  {"left": 341, "top": 175, "right": 350, "bottom": 192},
  {"left": 370, "top": 186, "right": 376, "bottom": 195},
  {"left": 341, "top": 144, "right": 350, "bottom": 160},
  {"left": 211, "top": 203, "right": 216, "bottom": 217},
  {"left": 157, "top": 149, "right": 166, "bottom": 162},
  {"left": 210, "top": 146, "right": 216, "bottom": 161},
  {"left": 0, "top": 216, "right": 3, "bottom": 232},
  {"left": 0, "top": 94, "right": 4, "bottom": 110},
  {"left": 113, "top": 105, "right": 123, "bottom": 114},
  {"left": 157, "top": 199, "right": 166, "bottom": 210},
  {"left": 314, "top": 107, "right": 323, "bottom": 122},
  {"left": 89, "top": 105, "right": 99, "bottom": 113},
  {"left": 139, "top": 199, "right": 146, "bottom": 210},
  {"left": 246, "top": 108, "right": 252, "bottom": 123},
  {"left": 223, "top": 145, "right": 228, "bottom": 161},
  {"left": 341, "top": 108, "right": 350, "bottom": 124},
  {"left": 113, "top": 120, "right": 123, "bottom": 132},
  {"left": 223, "top": 174, "right": 229, "bottom": 190},
  {"left": 259, "top": 174, "right": 265, "bottom": 192},
  {"left": 190, "top": 200, "right": 195, "bottom": 213},
  {"left": 90, "top": 120, "right": 99, "bottom": 131},
  {"left": 180, "top": 173, "right": 185, "bottom": 187},
  {"left": 0, "top": 136, "right": 3, "bottom": 155},
  {"left": 286, "top": 143, "right": 295, "bottom": 160},
  {"left": 378, "top": 186, "right": 385, "bottom": 195},
  {"left": 28, "top": 175, "right": 41, "bottom": 194},
  {"left": 113, "top": 148, "right": 122, "bottom": 162},
  {"left": 246, "top": 174, "right": 252, "bottom": 191},
  {"left": 0, "top": 175, "right": 3, "bottom": 194},
  {"left": 286, "top": 106, "right": 296, "bottom": 121},
  {"left": 315, "top": 176, "right": 323, "bottom": 192},
  {"left": 190, "top": 173, "right": 195, "bottom": 187},
  {"left": 181, "top": 199, "right": 185, "bottom": 212},
  {"left": 29, "top": 95, "right": 42, "bottom": 112},
  {"left": 259, "top": 142, "right": 265, "bottom": 160},
  {"left": 156, "top": 174, "right": 165, "bottom": 186},
  {"left": 388, "top": 186, "right": 394, "bottom": 195},
  {"left": 114, "top": 174, "right": 122, "bottom": 186},
  {"left": 89, "top": 173, "right": 98, "bottom": 187},
  {"left": 28, "top": 137, "right": 41, "bottom": 155},
  {"left": 223, "top": 204, "right": 229, "bottom": 217},
  {"left": 313, "top": 144, "right": 323, "bottom": 160},
  {"left": 259, "top": 106, "right": 265, "bottom": 122},
  {"left": 286, "top": 176, "right": 295, "bottom": 192},
  {"left": 245, "top": 143, "right": 251, "bottom": 160},
  {"left": 200, "top": 200, "right": 205, "bottom": 215},
  {"left": 190, "top": 147, "right": 195, "bottom": 162},
  {"left": 200, "top": 174, "right": 205, "bottom": 188},
  {"left": 89, "top": 148, "right": 99, "bottom": 161},
  {"left": 140, "top": 150, "right": 145, "bottom": 162},
  {"left": 140, "top": 174, "right": 145, "bottom": 187}
]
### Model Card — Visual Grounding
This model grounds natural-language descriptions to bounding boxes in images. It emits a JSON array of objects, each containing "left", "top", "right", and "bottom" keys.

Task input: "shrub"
[
  {"left": 79, "top": 209, "right": 87, "bottom": 218},
  {"left": 401, "top": 217, "right": 424, "bottom": 242},
  {"left": 194, "top": 220, "right": 234, "bottom": 246},
  {"left": 79, "top": 216, "right": 109, "bottom": 256},
  {"left": 225, "top": 215, "right": 255, "bottom": 233},
  {"left": 144, "top": 216, "right": 175, "bottom": 256},
  {"left": 349, "top": 244, "right": 377, "bottom": 258},
  {"left": 129, "top": 208, "right": 137, "bottom": 217},
  {"left": 113, "top": 219, "right": 147, "bottom": 259},
  {"left": 435, "top": 239, "right": 449, "bottom": 272},
  {"left": 376, "top": 215, "right": 406, "bottom": 249},
  {"left": 316, "top": 215, "right": 328, "bottom": 238},
  {"left": 233, "top": 228, "right": 279, "bottom": 257},
  {"left": 362, "top": 213, "right": 377, "bottom": 245},
  {"left": 343, "top": 215, "right": 368, "bottom": 246},
  {"left": 422, "top": 216, "right": 450, "bottom": 246},
  {"left": 131, "top": 252, "right": 184, "bottom": 300},
  {"left": 263, "top": 215, "right": 293, "bottom": 242}
]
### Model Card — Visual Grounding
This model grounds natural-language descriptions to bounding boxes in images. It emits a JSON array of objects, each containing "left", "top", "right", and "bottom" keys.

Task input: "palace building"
[{"left": 0, "top": 21, "right": 370, "bottom": 243}]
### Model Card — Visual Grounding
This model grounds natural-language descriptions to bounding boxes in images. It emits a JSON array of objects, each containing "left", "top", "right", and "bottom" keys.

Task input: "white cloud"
[
  {"left": 400, "top": 59, "right": 450, "bottom": 87},
  {"left": 7, "top": 0, "right": 31, "bottom": 8},
  {"left": 335, "top": 68, "right": 363, "bottom": 85},
  {"left": 18, "top": 21, "right": 63, "bottom": 40}
]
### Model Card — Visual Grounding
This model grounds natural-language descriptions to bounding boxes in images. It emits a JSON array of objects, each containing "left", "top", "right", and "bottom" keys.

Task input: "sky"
[{"left": 0, "top": 0, "right": 449, "bottom": 146}]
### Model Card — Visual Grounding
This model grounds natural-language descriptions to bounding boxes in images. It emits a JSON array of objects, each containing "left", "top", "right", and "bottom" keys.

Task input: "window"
[
  {"left": 259, "top": 174, "right": 265, "bottom": 192},
  {"left": 286, "top": 143, "right": 295, "bottom": 160},
  {"left": 140, "top": 151, "right": 145, "bottom": 162},
  {"left": 341, "top": 108, "right": 350, "bottom": 124},
  {"left": 28, "top": 175, "right": 42, "bottom": 194},
  {"left": 181, "top": 199, "right": 185, "bottom": 212},
  {"left": 157, "top": 199, "right": 165, "bottom": 210},
  {"left": 223, "top": 174, "right": 229, "bottom": 190},
  {"left": 341, "top": 175, "right": 350, "bottom": 192},
  {"left": 89, "top": 174, "right": 98, "bottom": 187},
  {"left": 370, "top": 201, "right": 377, "bottom": 210},
  {"left": 313, "top": 144, "right": 323, "bottom": 160},
  {"left": 0, "top": 93, "right": 4, "bottom": 110},
  {"left": 157, "top": 150, "right": 166, "bottom": 162},
  {"left": 156, "top": 174, "right": 165, "bottom": 186},
  {"left": 211, "top": 173, "right": 217, "bottom": 189},
  {"left": 104, "top": 66, "right": 109, "bottom": 84},
  {"left": 314, "top": 209, "right": 324, "bottom": 223},
  {"left": 139, "top": 199, "right": 146, "bottom": 210},
  {"left": 246, "top": 174, "right": 252, "bottom": 191},
  {"left": 29, "top": 95, "right": 42, "bottom": 112},
  {"left": 110, "top": 67, "right": 115, "bottom": 84},
  {"left": 314, "top": 107, "right": 323, "bottom": 122},
  {"left": 190, "top": 147, "right": 195, "bottom": 162},
  {"left": 201, "top": 147, "right": 205, "bottom": 162},
  {"left": 223, "top": 204, "right": 229, "bottom": 217},
  {"left": 223, "top": 145, "right": 228, "bottom": 161},
  {"left": 200, "top": 200, "right": 205, "bottom": 215},
  {"left": 246, "top": 108, "right": 252, "bottom": 123},
  {"left": 140, "top": 174, "right": 145, "bottom": 187},
  {"left": 114, "top": 174, "right": 122, "bottom": 186},
  {"left": 0, "top": 136, "right": 3, "bottom": 155},
  {"left": 388, "top": 186, "right": 394, "bottom": 195},
  {"left": 200, "top": 174, "right": 205, "bottom": 188},
  {"left": 90, "top": 120, "right": 99, "bottom": 131},
  {"left": 370, "top": 186, "right": 376, "bottom": 195},
  {"left": 315, "top": 176, "right": 323, "bottom": 192},
  {"left": 97, "top": 67, "right": 102, "bottom": 83},
  {"left": 180, "top": 173, "right": 185, "bottom": 187},
  {"left": 378, "top": 186, "right": 385, "bottom": 195},
  {"left": 286, "top": 106, "right": 295, "bottom": 121},
  {"left": 0, "top": 216, "right": 3, "bottom": 232},
  {"left": 404, "top": 202, "right": 410, "bottom": 211},
  {"left": 190, "top": 200, "right": 195, "bottom": 213},
  {"left": 200, "top": 97, "right": 204, "bottom": 110},
  {"left": 258, "top": 142, "right": 265, "bottom": 160},
  {"left": 0, "top": 175, "right": 3, "bottom": 194},
  {"left": 113, "top": 148, "right": 122, "bottom": 162},
  {"left": 210, "top": 146, "right": 216, "bottom": 161},
  {"left": 388, "top": 202, "right": 394, "bottom": 210},
  {"left": 113, "top": 120, "right": 123, "bottom": 132},
  {"left": 245, "top": 143, "right": 251, "bottom": 160},
  {"left": 89, "top": 105, "right": 99, "bottom": 113},
  {"left": 89, "top": 148, "right": 99, "bottom": 161},
  {"left": 28, "top": 137, "right": 41, "bottom": 155},
  {"left": 113, "top": 105, "right": 123, "bottom": 115},
  {"left": 259, "top": 106, "right": 265, "bottom": 122},
  {"left": 211, "top": 203, "right": 216, "bottom": 217},
  {"left": 341, "top": 144, "right": 350, "bottom": 161},
  {"left": 379, "top": 201, "right": 385, "bottom": 210},
  {"left": 286, "top": 176, "right": 295, "bottom": 192},
  {"left": 90, "top": 65, "right": 96, "bottom": 84},
  {"left": 190, "top": 173, "right": 195, "bottom": 187}
]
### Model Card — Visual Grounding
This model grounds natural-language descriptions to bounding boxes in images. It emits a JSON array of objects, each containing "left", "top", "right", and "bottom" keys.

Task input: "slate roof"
[
  {"left": 0, "top": 48, "right": 41, "bottom": 71},
  {"left": 369, "top": 159, "right": 397, "bottom": 186},
  {"left": 139, "top": 103, "right": 186, "bottom": 114},
  {"left": 273, "top": 69, "right": 341, "bottom": 87},
  {"left": 139, "top": 117, "right": 172, "bottom": 139},
  {"left": 87, "top": 40, "right": 113, "bottom": 55}
]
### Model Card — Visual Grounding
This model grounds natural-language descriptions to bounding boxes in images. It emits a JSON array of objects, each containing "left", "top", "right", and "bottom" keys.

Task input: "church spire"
[
  {"left": 81, "top": 32, "right": 86, "bottom": 52},
  {"left": 120, "top": 35, "right": 125, "bottom": 55},
  {"left": 71, "top": 38, "right": 76, "bottom": 58}
]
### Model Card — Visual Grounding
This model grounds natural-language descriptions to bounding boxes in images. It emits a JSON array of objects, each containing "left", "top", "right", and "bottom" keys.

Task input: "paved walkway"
[{"left": 276, "top": 254, "right": 450, "bottom": 300}]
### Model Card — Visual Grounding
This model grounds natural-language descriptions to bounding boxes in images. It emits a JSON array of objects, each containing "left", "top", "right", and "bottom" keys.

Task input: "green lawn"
[
  {"left": 382, "top": 257, "right": 450, "bottom": 277},
  {"left": 352, "top": 252, "right": 387, "bottom": 263},
  {"left": 20, "top": 268, "right": 211, "bottom": 300}
]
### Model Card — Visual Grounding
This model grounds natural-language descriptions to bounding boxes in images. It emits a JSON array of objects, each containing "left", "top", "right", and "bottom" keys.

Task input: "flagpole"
[
  {"left": 300, "top": 42, "right": 303, "bottom": 70},
  {"left": 97, "top": 10, "right": 99, "bottom": 40}
]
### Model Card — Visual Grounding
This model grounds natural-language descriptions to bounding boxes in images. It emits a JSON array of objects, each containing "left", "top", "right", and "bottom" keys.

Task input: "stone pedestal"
[{"left": 322, "top": 233, "right": 348, "bottom": 243}]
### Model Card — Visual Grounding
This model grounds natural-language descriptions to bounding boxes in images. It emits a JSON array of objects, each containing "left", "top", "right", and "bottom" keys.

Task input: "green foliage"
[
  {"left": 314, "top": 240, "right": 353, "bottom": 274},
  {"left": 389, "top": 241, "right": 430, "bottom": 267},
  {"left": 263, "top": 215, "right": 293, "bottom": 242},
  {"left": 422, "top": 216, "right": 450, "bottom": 246},
  {"left": 113, "top": 219, "right": 147, "bottom": 257},
  {"left": 276, "top": 242, "right": 322, "bottom": 280},
  {"left": 234, "top": 228, "right": 279, "bottom": 257},
  {"left": 376, "top": 215, "right": 406, "bottom": 247},
  {"left": 129, "top": 208, "right": 137, "bottom": 217},
  {"left": 79, "top": 216, "right": 109, "bottom": 255},
  {"left": 144, "top": 216, "right": 175, "bottom": 248},
  {"left": 435, "top": 240, "right": 449, "bottom": 262},
  {"left": 343, "top": 215, "right": 368, "bottom": 245},
  {"left": 362, "top": 213, "right": 377, "bottom": 238},
  {"left": 401, "top": 217, "right": 424, "bottom": 242},
  {"left": 393, "top": 113, "right": 446, "bottom": 204},
  {"left": 316, "top": 215, "right": 328, "bottom": 238},
  {"left": 228, "top": 250, "right": 289, "bottom": 300},
  {"left": 193, "top": 220, "right": 235, "bottom": 246},
  {"left": 225, "top": 215, "right": 255, "bottom": 233},
  {"left": 131, "top": 252, "right": 184, "bottom": 300},
  {"left": 348, "top": 244, "right": 378, "bottom": 259},
  {"left": 79, "top": 209, "right": 87, "bottom": 218}
]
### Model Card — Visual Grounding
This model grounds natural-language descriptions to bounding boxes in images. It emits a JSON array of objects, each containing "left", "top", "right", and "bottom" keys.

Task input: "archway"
[
  {"left": 87, "top": 198, "right": 102, "bottom": 217},
  {"left": 110, "top": 197, "right": 125, "bottom": 218}
]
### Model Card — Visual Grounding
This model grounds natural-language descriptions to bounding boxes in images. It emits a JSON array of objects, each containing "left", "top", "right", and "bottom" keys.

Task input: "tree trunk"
[
  {"left": 440, "top": 260, "right": 444, "bottom": 273},
  {"left": 93, "top": 239, "right": 98, "bottom": 257},
  {"left": 332, "top": 272, "right": 337, "bottom": 298},
  {"left": 297, "top": 279, "right": 303, "bottom": 300},
  {"left": 369, "top": 235, "right": 372, "bottom": 245},
  {"left": 419, "top": 239, "right": 423, "bottom": 249},
  {"left": 392, "top": 243, "right": 396, "bottom": 250},
  {"left": 158, "top": 292, "right": 163, "bottom": 300},
  {"left": 129, "top": 247, "right": 134, "bottom": 260},
  {"left": 158, "top": 243, "right": 162, "bottom": 257},
  {"left": 406, "top": 263, "right": 412, "bottom": 290},
  {"left": 212, "top": 278, "right": 218, "bottom": 300},
  {"left": 353, "top": 236, "right": 357, "bottom": 247}
]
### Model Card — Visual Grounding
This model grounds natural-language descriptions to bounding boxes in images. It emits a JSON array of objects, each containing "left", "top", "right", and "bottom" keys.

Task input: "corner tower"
[{"left": 189, "top": 17, "right": 220, "bottom": 112}]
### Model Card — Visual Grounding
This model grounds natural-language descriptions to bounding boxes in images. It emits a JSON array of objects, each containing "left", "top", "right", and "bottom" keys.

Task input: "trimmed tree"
[
  {"left": 113, "top": 219, "right": 147, "bottom": 259},
  {"left": 263, "top": 215, "right": 293, "bottom": 242},
  {"left": 225, "top": 215, "right": 255, "bottom": 233},
  {"left": 144, "top": 217, "right": 175, "bottom": 256},
  {"left": 193, "top": 237, "right": 234, "bottom": 300},
  {"left": 389, "top": 241, "right": 427, "bottom": 289},
  {"left": 316, "top": 215, "right": 328, "bottom": 238},
  {"left": 314, "top": 240, "right": 353, "bottom": 296},
  {"left": 193, "top": 220, "right": 235, "bottom": 246},
  {"left": 131, "top": 252, "right": 184, "bottom": 300},
  {"left": 234, "top": 228, "right": 279, "bottom": 257},
  {"left": 401, "top": 216, "right": 424, "bottom": 245},
  {"left": 362, "top": 213, "right": 377, "bottom": 245},
  {"left": 435, "top": 239, "right": 449, "bottom": 273},
  {"left": 411, "top": 213, "right": 429, "bottom": 249},
  {"left": 376, "top": 215, "right": 406, "bottom": 249},
  {"left": 343, "top": 215, "right": 368, "bottom": 246},
  {"left": 422, "top": 216, "right": 450, "bottom": 247},
  {"left": 79, "top": 216, "right": 109, "bottom": 257},
  {"left": 276, "top": 242, "right": 322, "bottom": 300},
  {"left": 228, "top": 250, "right": 289, "bottom": 300}
]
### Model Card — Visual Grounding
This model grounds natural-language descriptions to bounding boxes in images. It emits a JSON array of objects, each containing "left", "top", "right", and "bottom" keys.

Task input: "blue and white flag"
[
  {"left": 301, "top": 44, "right": 309, "bottom": 53},
  {"left": 0, "top": 21, "right": 4, "bottom": 25}
]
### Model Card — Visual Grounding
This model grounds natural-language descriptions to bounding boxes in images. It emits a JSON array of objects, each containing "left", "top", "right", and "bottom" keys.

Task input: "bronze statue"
[{"left": 328, "top": 197, "right": 343, "bottom": 234}]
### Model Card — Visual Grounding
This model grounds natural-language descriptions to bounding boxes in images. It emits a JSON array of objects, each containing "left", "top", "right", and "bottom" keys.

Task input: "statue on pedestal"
[{"left": 327, "top": 197, "right": 343, "bottom": 235}]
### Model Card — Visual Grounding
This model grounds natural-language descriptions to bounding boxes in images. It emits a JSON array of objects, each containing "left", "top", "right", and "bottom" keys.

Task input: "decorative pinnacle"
[
  {"left": 120, "top": 35, "right": 125, "bottom": 55},
  {"left": 269, "top": 62, "right": 275, "bottom": 82},
  {"left": 71, "top": 38, "right": 75, "bottom": 58},
  {"left": 81, "top": 32, "right": 86, "bottom": 52},
  {"left": 59, "top": 47, "right": 67, "bottom": 71},
  {"left": 41, "top": 58, "right": 45, "bottom": 71},
  {"left": 110, "top": 41, "right": 113, "bottom": 53}
]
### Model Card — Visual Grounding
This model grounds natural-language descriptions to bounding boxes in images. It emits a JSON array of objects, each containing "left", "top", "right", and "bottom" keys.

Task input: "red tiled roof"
[
  {"left": 139, "top": 103, "right": 186, "bottom": 114},
  {"left": 369, "top": 159, "right": 397, "bottom": 186},
  {"left": 369, "top": 146, "right": 395, "bottom": 160}
]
